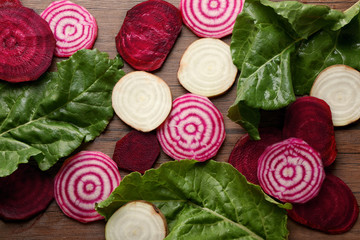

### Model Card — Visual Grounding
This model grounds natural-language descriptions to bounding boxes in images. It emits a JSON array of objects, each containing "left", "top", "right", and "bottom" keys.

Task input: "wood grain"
[{"left": 1, "top": 0, "right": 359, "bottom": 239}]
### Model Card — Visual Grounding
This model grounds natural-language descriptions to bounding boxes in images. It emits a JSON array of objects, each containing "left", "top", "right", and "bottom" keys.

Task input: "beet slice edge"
[
  {"left": 0, "top": 164, "right": 54, "bottom": 221},
  {"left": 288, "top": 174, "right": 359, "bottom": 234},
  {"left": 283, "top": 96, "right": 337, "bottom": 167},
  {"left": 115, "top": 0, "right": 182, "bottom": 71},
  {"left": 228, "top": 127, "right": 283, "bottom": 185},
  {"left": 0, "top": 3, "right": 55, "bottom": 82},
  {"left": 113, "top": 130, "right": 160, "bottom": 174}
]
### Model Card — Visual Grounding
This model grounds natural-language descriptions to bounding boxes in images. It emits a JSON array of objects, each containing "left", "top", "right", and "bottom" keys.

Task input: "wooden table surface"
[{"left": 1, "top": 0, "right": 359, "bottom": 239}]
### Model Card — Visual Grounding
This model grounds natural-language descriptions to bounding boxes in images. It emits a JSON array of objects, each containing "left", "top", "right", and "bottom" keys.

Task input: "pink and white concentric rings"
[
  {"left": 157, "top": 93, "right": 225, "bottom": 161},
  {"left": 54, "top": 151, "right": 121, "bottom": 223},
  {"left": 180, "top": 0, "right": 244, "bottom": 38},
  {"left": 257, "top": 138, "right": 325, "bottom": 204},
  {"left": 41, "top": 0, "right": 98, "bottom": 57}
]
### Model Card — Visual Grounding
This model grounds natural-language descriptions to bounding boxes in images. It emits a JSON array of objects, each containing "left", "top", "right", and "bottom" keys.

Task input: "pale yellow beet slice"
[
  {"left": 310, "top": 64, "right": 360, "bottom": 126},
  {"left": 177, "top": 38, "right": 238, "bottom": 97},
  {"left": 105, "top": 201, "right": 167, "bottom": 240},
  {"left": 112, "top": 71, "right": 172, "bottom": 132}
]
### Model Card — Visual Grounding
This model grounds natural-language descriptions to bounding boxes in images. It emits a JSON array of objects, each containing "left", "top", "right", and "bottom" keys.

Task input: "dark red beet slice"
[
  {"left": 113, "top": 130, "right": 160, "bottom": 174},
  {"left": 288, "top": 174, "right": 359, "bottom": 234},
  {"left": 283, "top": 96, "right": 337, "bottom": 167},
  {"left": 0, "top": 1, "right": 55, "bottom": 82},
  {"left": 115, "top": 0, "right": 182, "bottom": 71},
  {"left": 228, "top": 127, "right": 283, "bottom": 185},
  {"left": 0, "top": 164, "right": 54, "bottom": 221},
  {"left": 0, "top": 0, "right": 21, "bottom": 7}
]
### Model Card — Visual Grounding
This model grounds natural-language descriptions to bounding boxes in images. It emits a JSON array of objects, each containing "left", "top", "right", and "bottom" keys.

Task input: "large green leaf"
[
  {"left": 293, "top": 12, "right": 360, "bottom": 95},
  {"left": 96, "top": 160, "right": 289, "bottom": 240},
  {"left": 0, "top": 49, "right": 125, "bottom": 177},
  {"left": 229, "top": 0, "right": 360, "bottom": 139}
]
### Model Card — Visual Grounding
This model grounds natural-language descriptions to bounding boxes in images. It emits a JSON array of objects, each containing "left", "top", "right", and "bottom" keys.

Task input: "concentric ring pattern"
[
  {"left": 41, "top": 0, "right": 98, "bottom": 57},
  {"left": 178, "top": 38, "right": 237, "bottom": 97},
  {"left": 180, "top": 0, "right": 244, "bottom": 38},
  {"left": 310, "top": 65, "right": 360, "bottom": 126},
  {"left": 54, "top": 151, "right": 121, "bottom": 223},
  {"left": 106, "top": 201, "right": 166, "bottom": 240},
  {"left": 157, "top": 93, "right": 225, "bottom": 161},
  {"left": 257, "top": 138, "right": 325, "bottom": 204},
  {"left": 112, "top": 71, "right": 172, "bottom": 132}
]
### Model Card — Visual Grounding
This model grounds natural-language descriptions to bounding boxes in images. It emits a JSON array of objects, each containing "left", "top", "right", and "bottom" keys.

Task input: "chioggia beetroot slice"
[
  {"left": 0, "top": 164, "right": 54, "bottom": 221},
  {"left": 54, "top": 151, "right": 121, "bottom": 223},
  {"left": 116, "top": 0, "right": 182, "bottom": 71},
  {"left": 257, "top": 138, "right": 325, "bottom": 204},
  {"left": 41, "top": 0, "right": 98, "bottom": 57},
  {"left": 113, "top": 130, "right": 160, "bottom": 174},
  {"left": 288, "top": 174, "right": 359, "bottom": 234},
  {"left": 283, "top": 96, "right": 337, "bottom": 167},
  {"left": 228, "top": 127, "right": 283, "bottom": 185},
  {"left": 180, "top": 0, "right": 245, "bottom": 38},
  {"left": 157, "top": 93, "right": 226, "bottom": 161},
  {"left": 0, "top": 0, "right": 55, "bottom": 82}
]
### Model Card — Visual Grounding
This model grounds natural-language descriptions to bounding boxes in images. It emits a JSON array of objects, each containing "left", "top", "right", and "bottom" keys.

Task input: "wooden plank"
[{"left": 0, "top": 0, "right": 359, "bottom": 239}]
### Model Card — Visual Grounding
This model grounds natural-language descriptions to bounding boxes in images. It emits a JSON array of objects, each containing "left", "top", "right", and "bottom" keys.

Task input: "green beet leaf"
[
  {"left": 96, "top": 160, "right": 289, "bottom": 240},
  {"left": 293, "top": 11, "right": 360, "bottom": 95},
  {"left": 229, "top": 0, "right": 360, "bottom": 139},
  {"left": 0, "top": 49, "right": 125, "bottom": 177}
]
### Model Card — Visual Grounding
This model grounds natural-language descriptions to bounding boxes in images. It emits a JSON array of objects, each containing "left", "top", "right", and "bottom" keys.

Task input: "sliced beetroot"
[
  {"left": 105, "top": 201, "right": 168, "bottom": 240},
  {"left": 0, "top": 1, "right": 55, "bottom": 82},
  {"left": 178, "top": 38, "right": 238, "bottom": 97},
  {"left": 288, "top": 174, "right": 359, "bottom": 234},
  {"left": 0, "top": 164, "right": 54, "bottom": 221},
  {"left": 258, "top": 138, "right": 325, "bottom": 204},
  {"left": 310, "top": 65, "right": 360, "bottom": 127},
  {"left": 283, "top": 96, "right": 337, "bottom": 167},
  {"left": 113, "top": 130, "right": 160, "bottom": 174},
  {"left": 157, "top": 93, "right": 226, "bottom": 161},
  {"left": 115, "top": 0, "right": 182, "bottom": 71},
  {"left": 180, "top": 0, "right": 245, "bottom": 38},
  {"left": 0, "top": 0, "right": 21, "bottom": 7},
  {"left": 41, "top": 0, "right": 98, "bottom": 57},
  {"left": 228, "top": 127, "right": 283, "bottom": 185},
  {"left": 112, "top": 71, "right": 172, "bottom": 132},
  {"left": 54, "top": 151, "right": 121, "bottom": 223}
]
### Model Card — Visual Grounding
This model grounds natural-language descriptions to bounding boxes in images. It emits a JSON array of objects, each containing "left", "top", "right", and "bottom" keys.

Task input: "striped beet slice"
[
  {"left": 41, "top": 0, "right": 98, "bottom": 57},
  {"left": 54, "top": 151, "right": 121, "bottom": 223},
  {"left": 180, "top": 0, "right": 245, "bottom": 38},
  {"left": 228, "top": 127, "right": 283, "bottom": 185},
  {"left": 157, "top": 93, "right": 225, "bottom": 161},
  {"left": 257, "top": 138, "right": 325, "bottom": 204},
  {"left": 288, "top": 174, "right": 359, "bottom": 234},
  {"left": 0, "top": 1, "right": 55, "bottom": 82}
]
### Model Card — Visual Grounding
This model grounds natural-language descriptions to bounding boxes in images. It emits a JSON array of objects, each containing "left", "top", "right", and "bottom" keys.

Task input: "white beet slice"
[
  {"left": 180, "top": 0, "right": 245, "bottom": 38},
  {"left": 112, "top": 71, "right": 172, "bottom": 132},
  {"left": 105, "top": 201, "right": 167, "bottom": 240},
  {"left": 178, "top": 38, "right": 238, "bottom": 97},
  {"left": 310, "top": 64, "right": 360, "bottom": 126}
]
